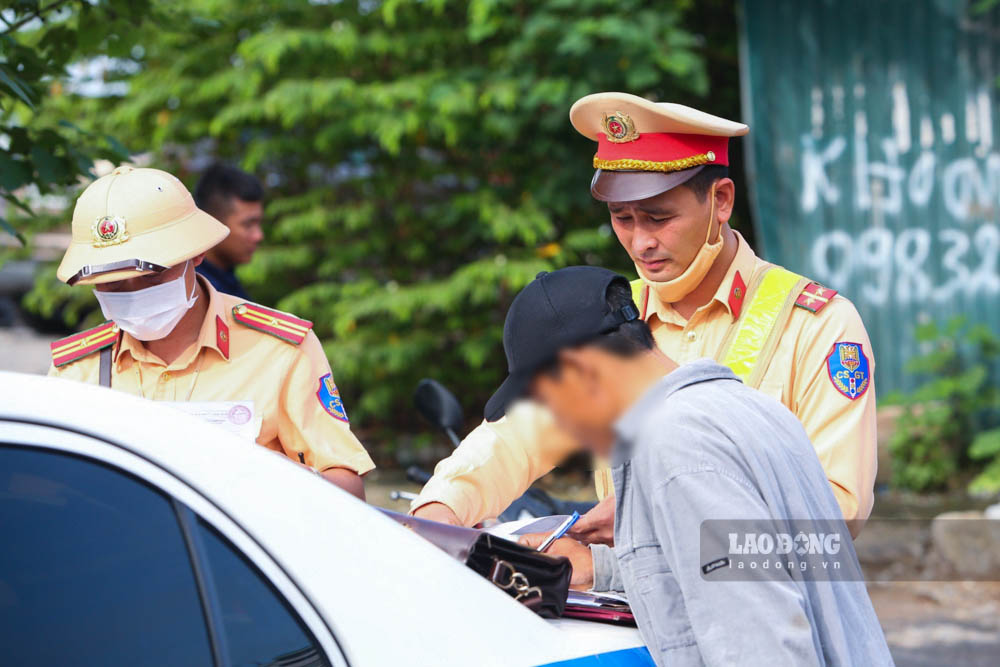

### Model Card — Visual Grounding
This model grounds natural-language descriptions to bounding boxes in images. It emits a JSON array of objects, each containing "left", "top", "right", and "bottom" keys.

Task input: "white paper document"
[
  {"left": 165, "top": 401, "right": 259, "bottom": 443},
  {"left": 486, "top": 515, "right": 573, "bottom": 540}
]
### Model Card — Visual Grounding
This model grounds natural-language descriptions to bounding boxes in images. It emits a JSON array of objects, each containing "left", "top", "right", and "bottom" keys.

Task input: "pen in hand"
[{"left": 536, "top": 511, "right": 581, "bottom": 553}]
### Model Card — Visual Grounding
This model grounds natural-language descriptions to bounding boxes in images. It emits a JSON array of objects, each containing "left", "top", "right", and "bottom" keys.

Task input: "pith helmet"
[
  {"left": 57, "top": 165, "right": 229, "bottom": 286},
  {"left": 569, "top": 92, "right": 749, "bottom": 203}
]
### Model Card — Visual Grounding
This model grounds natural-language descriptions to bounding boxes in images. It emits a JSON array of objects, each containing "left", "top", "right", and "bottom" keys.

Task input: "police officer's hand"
[
  {"left": 412, "top": 502, "right": 463, "bottom": 526},
  {"left": 518, "top": 534, "right": 594, "bottom": 590},
  {"left": 568, "top": 495, "right": 615, "bottom": 546}
]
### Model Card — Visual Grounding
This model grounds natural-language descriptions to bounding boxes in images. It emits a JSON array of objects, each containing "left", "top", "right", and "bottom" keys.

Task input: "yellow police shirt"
[
  {"left": 412, "top": 232, "right": 877, "bottom": 528},
  {"left": 48, "top": 277, "right": 376, "bottom": 476}
]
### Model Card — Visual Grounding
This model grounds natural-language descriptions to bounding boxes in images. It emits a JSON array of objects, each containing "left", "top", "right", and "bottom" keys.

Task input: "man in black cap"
[{"left": 493, "top": 266, "right": 890, "bottom": 667}]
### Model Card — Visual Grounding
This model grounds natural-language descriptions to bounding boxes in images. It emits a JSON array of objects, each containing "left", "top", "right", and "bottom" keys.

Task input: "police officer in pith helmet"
[
  {"left": 49, "top": 166, "right": 374, "bottom": 498},
  {"left": 413, "top": 93, "right": 877, "bottom": 539}
]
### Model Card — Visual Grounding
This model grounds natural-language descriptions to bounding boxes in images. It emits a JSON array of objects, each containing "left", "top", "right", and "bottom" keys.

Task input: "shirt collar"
[
  {"left": 641, "top": 230, "right": 759, "bottom": 324},
  {"left": 116, "top": 275, "right": 231, "bottom": 369},
  {"left": 611, "top": 359, "right": 740, "bottom": 466}
]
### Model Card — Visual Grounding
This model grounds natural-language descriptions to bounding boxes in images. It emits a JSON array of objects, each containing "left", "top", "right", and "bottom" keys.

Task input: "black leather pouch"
[{"left": 380, "top": 509, "right": 571, "bottom": 618}]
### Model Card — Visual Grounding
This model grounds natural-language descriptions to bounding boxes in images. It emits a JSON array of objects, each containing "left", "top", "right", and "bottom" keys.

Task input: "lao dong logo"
[{"left": 728, "top": 531, "right": 842, "bottom": 556}]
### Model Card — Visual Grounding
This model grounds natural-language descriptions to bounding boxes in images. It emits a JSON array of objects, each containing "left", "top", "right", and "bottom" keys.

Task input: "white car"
[{"left": 0, "top": 372, "right": 650, "bottom": 666}]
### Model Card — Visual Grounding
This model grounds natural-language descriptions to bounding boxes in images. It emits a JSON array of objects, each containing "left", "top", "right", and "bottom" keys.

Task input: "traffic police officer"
[
  {"left": 412, "top": 93, "right": 877, "bottom": 538},
  {"left": 48, "top": 166, "right": 374, "bottom": 498}
]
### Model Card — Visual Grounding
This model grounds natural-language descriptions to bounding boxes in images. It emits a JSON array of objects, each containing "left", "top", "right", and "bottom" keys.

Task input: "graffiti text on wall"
[{"left": 801, "top": 83, "right": 999, "bottom": 304}]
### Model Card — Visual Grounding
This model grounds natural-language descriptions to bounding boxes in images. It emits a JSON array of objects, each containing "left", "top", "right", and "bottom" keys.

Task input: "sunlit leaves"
[
  {"left": 0, "top": 0, "right": 150, "bottom": 244},
  {"left": 23, "top": 0, "right": 714, "bottom": 451}
]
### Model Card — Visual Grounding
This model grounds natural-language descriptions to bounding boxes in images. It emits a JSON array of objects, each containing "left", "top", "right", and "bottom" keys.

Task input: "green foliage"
[
  {"left": 0, "top": 0, "right": 143, "bottom": 242},
  {"left": 22, "top": 0, "right": 737, "bottom": 454},
  {"left": 889, "top": 317, "right": 1000, "bottom": 493},
  {"left": 968, "top": 421, "right": 1000, "bottom": 495}
]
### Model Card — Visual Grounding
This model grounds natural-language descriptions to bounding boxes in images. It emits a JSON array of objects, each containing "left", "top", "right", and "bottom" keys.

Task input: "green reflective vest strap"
[
  {"left": 629, "top": 278, "right": 648, "bottom": 319},
  {"left": 596, "top": 269, "right": 806, "bottom": 500},
  {"left": 627, "top": 268, "right": 806, "bottom": 387},
  {"left": 721, "top": 265, "right": 810, "bottom": 388}
]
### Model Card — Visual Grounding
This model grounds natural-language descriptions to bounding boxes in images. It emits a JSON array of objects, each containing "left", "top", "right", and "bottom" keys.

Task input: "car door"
[{"left": 0, "top": 421, "right": 349, "bottom": 667}]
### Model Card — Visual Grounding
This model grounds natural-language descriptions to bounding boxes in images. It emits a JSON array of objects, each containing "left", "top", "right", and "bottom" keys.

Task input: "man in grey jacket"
[{"left": 486, "top": 266, "right": 892, "bottom": 666}]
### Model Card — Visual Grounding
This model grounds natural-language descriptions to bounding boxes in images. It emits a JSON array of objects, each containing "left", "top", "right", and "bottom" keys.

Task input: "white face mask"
[{"left": 94, "top": 262, "right": 199, "bottom": 341}]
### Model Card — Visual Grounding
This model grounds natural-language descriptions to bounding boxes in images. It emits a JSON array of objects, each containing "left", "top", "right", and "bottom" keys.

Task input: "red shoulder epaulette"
[
  {"left": 51, "top": 322, "right": 119, "bottom": 367},
  {"left": 232, "top": 303, "right": 313, "bottom": 345},
  {"left": 795, "top": 282, "right": 838, "bottom": 314}
]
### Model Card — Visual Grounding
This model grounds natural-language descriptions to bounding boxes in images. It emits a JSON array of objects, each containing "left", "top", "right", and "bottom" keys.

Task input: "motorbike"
[{"left": 392, "top": 378, "right": 596, "bottom": 523}]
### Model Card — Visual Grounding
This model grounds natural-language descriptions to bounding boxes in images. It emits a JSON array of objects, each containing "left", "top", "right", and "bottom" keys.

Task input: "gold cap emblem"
[
  {"left": 91, "top": 215, "right": 129, "bottom": 248},
  {"left": 601, "top": 111, "right": 639, "bottom": 143}
]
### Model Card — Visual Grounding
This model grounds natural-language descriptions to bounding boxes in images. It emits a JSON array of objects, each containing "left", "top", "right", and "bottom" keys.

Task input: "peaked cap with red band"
[{"left": 569, "top": 92, "right": 749, "bottom": 202}]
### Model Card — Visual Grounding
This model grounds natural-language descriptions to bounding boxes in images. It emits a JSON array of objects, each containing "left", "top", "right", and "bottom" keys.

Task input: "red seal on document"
[{"left": 227, "top": 404, "right": 252, "bottom": 426}]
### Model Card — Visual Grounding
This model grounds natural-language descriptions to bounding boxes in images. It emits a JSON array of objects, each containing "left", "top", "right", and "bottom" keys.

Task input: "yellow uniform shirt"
[
  {"left": 412, "top": 233, "right": 877, "bottom": 526},
  {"left": 49, "top": 278, "right": 376, "bottom": 476}
]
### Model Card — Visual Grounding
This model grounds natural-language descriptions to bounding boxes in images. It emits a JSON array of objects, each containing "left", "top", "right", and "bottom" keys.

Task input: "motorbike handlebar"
[{"left": 405, "top": 465, "right": 433, "bottom": 485}]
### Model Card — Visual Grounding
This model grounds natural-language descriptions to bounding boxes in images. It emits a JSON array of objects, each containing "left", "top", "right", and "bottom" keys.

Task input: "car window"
[
  {"left": 0, "top": 446, "right": 213, "bottom": 666},
  {"left": 195, "top": 519, "right": 329, "bottom": 667}
]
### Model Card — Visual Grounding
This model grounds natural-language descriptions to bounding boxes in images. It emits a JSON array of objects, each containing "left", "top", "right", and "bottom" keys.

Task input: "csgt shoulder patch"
[
  {"left": 232, "top": 303, "right": 313, "bottom": 345},
  {"left": 826, "top": 342, "right": 871, "bottom": 400},
  {"left": 317, "top": 373, "right": 349, "bottom": 422}
]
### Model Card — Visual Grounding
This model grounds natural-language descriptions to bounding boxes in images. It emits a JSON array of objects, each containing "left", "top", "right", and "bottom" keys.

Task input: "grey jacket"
[{"left": 590, "top": 359, "right": 892, "bottom": 666}]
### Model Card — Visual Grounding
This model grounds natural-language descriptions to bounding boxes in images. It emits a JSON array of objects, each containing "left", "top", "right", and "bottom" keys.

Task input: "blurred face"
[
  {"left": 529, "top": 349, "right": 620, "bottom": 456},
  {"left": 608, "top": 183, "right": 719, "bottom": 282},
  {"left": 213, "top": 198, "right": 264, "bottom": 267},
  {"left": 94, "top": 256, "right": 201, "bottom": 293}
]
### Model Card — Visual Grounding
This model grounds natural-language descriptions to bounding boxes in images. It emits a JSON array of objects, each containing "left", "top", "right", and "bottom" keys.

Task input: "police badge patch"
[
  {"left": 317, "top": 373, "right": 349, "bottom": 422},
  {"left": 601, "top": 111, "right": 640, "bottom": 143},
  {"left": 826, "top": 342, "right": 871, "bottom": 400}
]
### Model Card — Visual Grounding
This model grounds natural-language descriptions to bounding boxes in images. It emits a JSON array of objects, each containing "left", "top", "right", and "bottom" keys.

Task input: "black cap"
[{"left": 484, "top": 266, "right": 639, "bottom": 422}]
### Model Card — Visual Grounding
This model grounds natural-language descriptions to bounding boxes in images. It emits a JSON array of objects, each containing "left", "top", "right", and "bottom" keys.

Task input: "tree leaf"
[
  {"left": 0, "top": 66, "right": 36, "bottom": 109},
  {"left": 0, "top": 215, "right": 26, "bottom": 246},
  {"left": 0, "top": 152, "right": 33, "bottom": 191},
  {"left": 29, "top": 144, "right": 68, "bottom": 186}
]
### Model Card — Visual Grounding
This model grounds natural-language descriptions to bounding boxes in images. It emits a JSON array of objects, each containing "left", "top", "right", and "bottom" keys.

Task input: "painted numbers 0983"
[{"left": 810, "top": 224, "right": 1000, "bottom": 305}]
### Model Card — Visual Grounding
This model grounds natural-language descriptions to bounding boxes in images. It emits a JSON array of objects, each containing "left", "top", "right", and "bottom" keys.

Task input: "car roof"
[{"left": 0, "top": 372, "right": 642, "bottom": 666}]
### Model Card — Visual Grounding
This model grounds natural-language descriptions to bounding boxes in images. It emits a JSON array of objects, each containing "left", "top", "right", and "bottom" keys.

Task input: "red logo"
[
  {"left": 97, "top": 218, "right": 119, "bottom": 239},
  {"left": 92, "top": 215, "right": 128, "bottom": 246}
]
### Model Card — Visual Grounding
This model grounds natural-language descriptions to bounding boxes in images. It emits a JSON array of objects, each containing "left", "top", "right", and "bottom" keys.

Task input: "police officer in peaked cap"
[{"left": 413, "top": 93, "right": 877, "bottom": 540}]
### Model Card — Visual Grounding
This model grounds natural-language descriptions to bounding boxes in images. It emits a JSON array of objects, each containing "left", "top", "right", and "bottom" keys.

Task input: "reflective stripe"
[
  {"left": 630, "top": 279, "right": 643, "bottom": 305},
  {"left": 538, "top": 647, "right": 656, "bottom": 667},
  {"left": 596, "top": 269, "right": 803, "bottom": 497},
  {"left": 629, "top": 279, "right": 647, "bottom": 319},
  {"left": 722, "top": 266, "right": 803, "bottom": 383}
]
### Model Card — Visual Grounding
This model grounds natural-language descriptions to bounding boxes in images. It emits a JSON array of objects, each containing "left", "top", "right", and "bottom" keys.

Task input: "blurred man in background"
[{"left": 193, "top": 163, "right": 264, "bottom": 299}]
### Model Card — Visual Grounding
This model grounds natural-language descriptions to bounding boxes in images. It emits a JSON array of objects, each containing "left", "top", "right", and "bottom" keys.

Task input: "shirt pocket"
[{"left": 626, "top": 549, "right": 697, "bottom": 653}]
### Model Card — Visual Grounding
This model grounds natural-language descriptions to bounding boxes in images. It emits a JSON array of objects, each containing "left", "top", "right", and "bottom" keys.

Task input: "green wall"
[{"left": 740, "top": 0, "right": 1000, "bottom": 392}]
